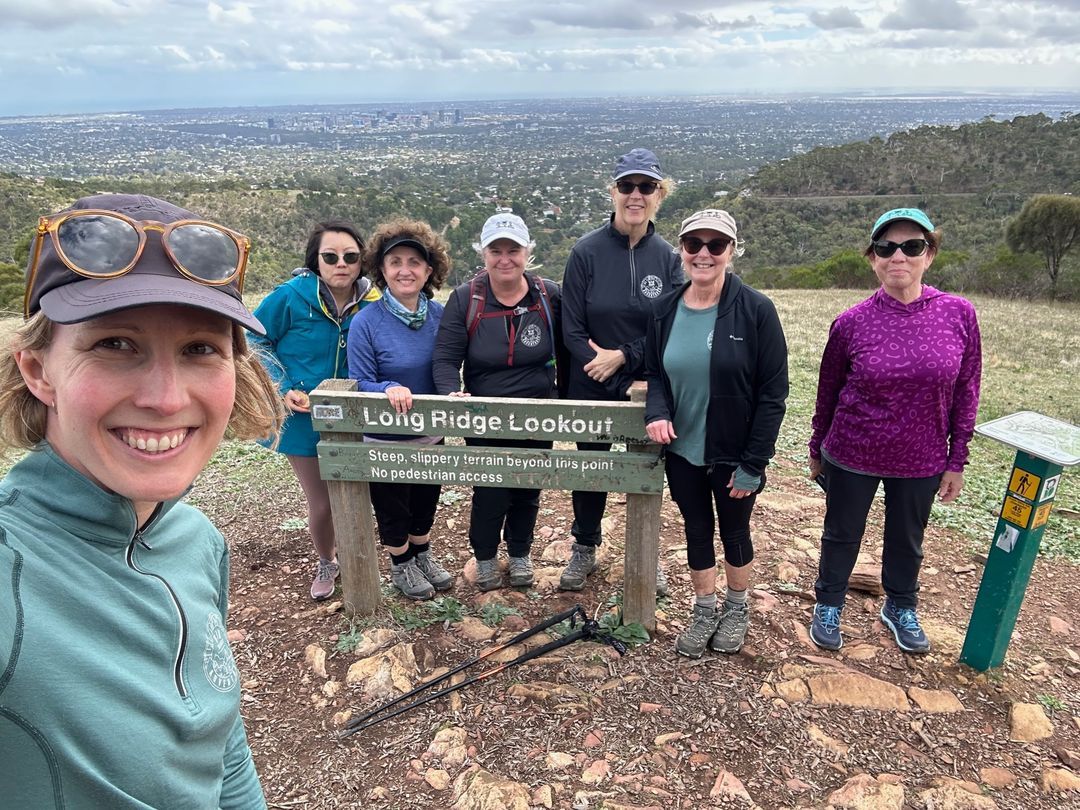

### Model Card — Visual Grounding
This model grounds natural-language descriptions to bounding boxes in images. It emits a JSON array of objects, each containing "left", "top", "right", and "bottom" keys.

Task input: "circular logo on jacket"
[
  {"left": 520, "top": 323, "right": 543, "bottom": 348},
  {"left": 640, "top": 275, "right": 663, "bottom": 299},
  {"left": 203, "top": 611, "right": 240, "bottom": 693}
]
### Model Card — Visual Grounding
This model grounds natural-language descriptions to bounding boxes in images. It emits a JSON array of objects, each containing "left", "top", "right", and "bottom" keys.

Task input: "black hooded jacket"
[{"left": 644, "top": 274, "right": 789, "bottom": 476}]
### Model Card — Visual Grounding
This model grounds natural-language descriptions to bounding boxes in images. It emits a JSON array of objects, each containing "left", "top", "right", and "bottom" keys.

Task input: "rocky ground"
[{"left": 194, "top": 456, "right": 1080, "bottom": 810}]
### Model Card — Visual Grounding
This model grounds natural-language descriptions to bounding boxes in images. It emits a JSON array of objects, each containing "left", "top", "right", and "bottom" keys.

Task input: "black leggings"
[
  {"left": 665, "top": 452, "right": 760, "bottom": 571},
  {"left": 814, "top": 459, "right": 940, "bottom": 609},
  {"left": 466, "top": 436, "right": 552, "bottom": 561},
  {"left": 369, "top": 482, "right": 441, "bottom": 547}
]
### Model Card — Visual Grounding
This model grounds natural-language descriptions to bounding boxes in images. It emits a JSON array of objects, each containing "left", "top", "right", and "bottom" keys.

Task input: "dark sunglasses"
[
  {"left": 320, "top": 250, "right": 361, "bottom": 265},
  {"left": 680, "top": 235, "right": 733, "bottom": 256},
  {"left": 25, "top": 209, "right": 249, "bottom": 318},
  {"left": 871, "top": 239, "right": 929, "bottom": 258},
  {"left": 615, "top": 180, "right": 659, "bottom": 196}
]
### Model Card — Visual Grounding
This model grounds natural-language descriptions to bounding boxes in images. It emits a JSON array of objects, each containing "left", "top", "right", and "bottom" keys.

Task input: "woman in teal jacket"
[
  {"left": 251, "top": 220, "right": 380, "bottom": 600},
  {"left": 1, "top": 193, "right": 283, "bottom": 808}
]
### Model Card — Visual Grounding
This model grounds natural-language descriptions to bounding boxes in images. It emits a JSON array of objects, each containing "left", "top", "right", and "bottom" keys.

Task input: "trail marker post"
[
  {"left": 312, "top": 381, "right": 664, "bottom": 631},
  {"left": 960, "top": 411, "right": 1079, "bottom": 671}
]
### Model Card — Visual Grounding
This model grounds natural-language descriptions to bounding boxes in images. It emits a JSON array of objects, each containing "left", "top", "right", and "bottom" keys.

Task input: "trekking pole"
[
  {"left": 340, "top": 604, "right": 586, "bottom": 736},
  {"left": 339, "top": 611, "right": 626, "bottom": 738}
]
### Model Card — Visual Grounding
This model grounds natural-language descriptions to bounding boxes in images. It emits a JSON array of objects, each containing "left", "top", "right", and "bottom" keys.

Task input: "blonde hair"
[
  {"left": 0, "top": 313, "right": 285, "bottom": 451},
  {"left": 608, "top": 177, "right": 676, "bottom": 207}
]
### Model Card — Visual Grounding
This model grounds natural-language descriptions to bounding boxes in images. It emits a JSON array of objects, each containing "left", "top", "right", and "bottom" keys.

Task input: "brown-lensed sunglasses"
[{"left": 24, "top": 209, "right": 251, "bottom": 318}]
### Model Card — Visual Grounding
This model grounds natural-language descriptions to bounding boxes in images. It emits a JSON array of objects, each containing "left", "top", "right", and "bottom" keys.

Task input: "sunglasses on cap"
[
  {"left": 871, "top": 239, "right": 930, "bottom": 259},
  {"left": 24, "top": 209, "right": 249, "bottom": 318},
  {"left": 319, "top": 250, "right": 361, "bottom": 265},
  {"left": 680, "top": 235, "right": 733, "bottom": 256},
  {"left": 615, "top": 180, "right": 659, "bottom": 196}
]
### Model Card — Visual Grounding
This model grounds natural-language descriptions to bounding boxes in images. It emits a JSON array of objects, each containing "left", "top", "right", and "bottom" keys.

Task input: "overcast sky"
[{"left": 2, "top": 0, "right": 1078, "bottom": 115}]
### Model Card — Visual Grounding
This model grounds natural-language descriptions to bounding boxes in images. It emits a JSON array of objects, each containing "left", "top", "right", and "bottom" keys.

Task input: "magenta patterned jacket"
[{"left": 808, "top": 285, "right": 982, "bottom": 478}]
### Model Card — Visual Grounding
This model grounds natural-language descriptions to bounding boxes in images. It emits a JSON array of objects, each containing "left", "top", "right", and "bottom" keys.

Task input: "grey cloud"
[
  {"left": 880, "top": 0, "right": 977, "bottom": 31},
  {"left": 0, "top": 0, "right": 150, "bottom": 29},
  {"left": 809, "top": 7, "right": 864, "bottom": 30},
  {"left": 531, "top": 3, "right": 658, "bottom": 31},
  {"left": 670, "top": 11, "right": 761, "bottom": 31},
  {"left": 1035, "top": 17, "right": 1080, "bottom": 40}
]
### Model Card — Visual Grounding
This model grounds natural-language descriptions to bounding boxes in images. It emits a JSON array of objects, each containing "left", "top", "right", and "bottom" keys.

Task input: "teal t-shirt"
[{"left": 664, "top": 299, "right": 717, "bottom": 466}]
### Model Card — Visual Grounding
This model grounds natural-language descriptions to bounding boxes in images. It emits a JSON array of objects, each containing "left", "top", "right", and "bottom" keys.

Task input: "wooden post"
[
  {"left": 622, "top": 384, "right": 661, "bottom": 633},
  {"left": 314, "top": 379, "right": 382, "bottom": 616}
]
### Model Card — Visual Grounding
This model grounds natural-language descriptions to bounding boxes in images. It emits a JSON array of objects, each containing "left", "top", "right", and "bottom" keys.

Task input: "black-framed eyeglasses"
[
  {"left": 680, "top": 235, "right": 732, "bottom": 256},
  {"left": 320, "top": 251, "right": 361, "bottom": 265},
  {"left": 871, "top": 239, "right": 930, "bottom": 258},
  {"left": 24, "top": 209, "right": 249, "bottom": 318},
  {"left": 615, "top": 180, "right": 659, "bottom": 196}
]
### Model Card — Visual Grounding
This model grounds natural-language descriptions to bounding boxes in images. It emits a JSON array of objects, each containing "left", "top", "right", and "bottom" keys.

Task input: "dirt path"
[{"left": 201, "top": 464, "right": 1080, "bottom": 809}]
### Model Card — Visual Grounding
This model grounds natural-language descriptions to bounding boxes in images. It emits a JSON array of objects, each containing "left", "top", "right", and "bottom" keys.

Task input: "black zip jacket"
[
  {"left": 433, "top": 275, "right": 562, "bottom": 399},
  {"left": 644, "top": 274, "right": 789, "bottom": 477},
  {"left": 562, "top": 216, "right": 682, "bottom": 400}
]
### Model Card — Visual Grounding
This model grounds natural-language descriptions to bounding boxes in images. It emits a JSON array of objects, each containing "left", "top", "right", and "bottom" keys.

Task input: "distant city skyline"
[{"left": 1, "top": 0, "right": 1078, "bottom": 116}]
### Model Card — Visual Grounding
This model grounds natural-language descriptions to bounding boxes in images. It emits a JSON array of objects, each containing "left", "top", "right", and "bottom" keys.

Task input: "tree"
[{"left": 1006, "top": 195, "right": 1080, "bottom": 298}]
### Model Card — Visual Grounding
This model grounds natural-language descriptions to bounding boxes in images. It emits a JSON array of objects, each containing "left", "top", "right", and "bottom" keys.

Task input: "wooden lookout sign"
[{"left": 313, "top": 379, "right": 664, "bottom": 631}]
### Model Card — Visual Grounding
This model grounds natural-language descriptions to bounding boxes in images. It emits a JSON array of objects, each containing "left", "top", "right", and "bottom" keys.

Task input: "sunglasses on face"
[
  {"left": 25, "top": 209, "right": 249, "bottom": 317},
  {"left": 871, "top": 239, "right": 930, "bottom": 258},
  {"left": 680, "top": 236, "right": 732, "bottom": 256},
  {"left": 615, "top": 180, "right": 659, "bottom": 196},
  {"left": 320, "top": 250, "right": 361, "bottom": 265}
]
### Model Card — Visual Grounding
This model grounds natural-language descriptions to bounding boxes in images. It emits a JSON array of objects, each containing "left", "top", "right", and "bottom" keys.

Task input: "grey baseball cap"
[{"left": 26, "top": 193, "right": 264, "bottom": 335}]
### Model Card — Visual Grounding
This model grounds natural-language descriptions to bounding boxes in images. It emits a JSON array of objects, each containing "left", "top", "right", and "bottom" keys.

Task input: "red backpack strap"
[{"left": 465, "top": 272, "right": 488, "bottom": 339}]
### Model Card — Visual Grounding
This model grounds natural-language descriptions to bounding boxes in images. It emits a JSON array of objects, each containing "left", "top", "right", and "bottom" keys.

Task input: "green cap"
[{"left": 871, "top": 208, "right": 934, "bottom": 240}]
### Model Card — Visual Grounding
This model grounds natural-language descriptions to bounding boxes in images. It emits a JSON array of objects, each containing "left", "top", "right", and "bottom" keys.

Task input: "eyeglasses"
[
  {"left": 320, "top": 250, "right": 361, "bottom": 265},
  {"left": 25, "top": 209, "right": 249, "bottom": 317},
  {"left": 680, "top": 236, "right": 733, "bottom": 256},
  {"left": 615, "top": 180, "right": 659, "bottom": 196},
  {"left": 871, "top": 239, "right": 930, "bottom": 258}
]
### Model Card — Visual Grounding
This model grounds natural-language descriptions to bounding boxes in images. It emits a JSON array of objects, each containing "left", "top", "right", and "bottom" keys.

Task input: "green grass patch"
[{"left": 769, "top": 289, "right": 1080, "bottom": 560}]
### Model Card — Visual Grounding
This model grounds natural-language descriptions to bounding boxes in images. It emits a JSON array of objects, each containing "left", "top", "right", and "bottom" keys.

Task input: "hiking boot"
[
  {"left": 675, "top": 603, "right": 721, "bottom": 659},
  {"left": 809, "top": 603, "right": 843, "bottom": 650},
  {"left": 709, "top": 602, "right": 749, "bottom": 654},
  {"left": 559, "top": 543, "right": 598, "bottom": 591},
  {"left": 474, "top": 558, "right": 504, "bottom": 592},
  {"left": 413, "top": 548, "right": 453, "bottom": 591},
  {"left": 310, "top": 559, "right": 339, "bottom": 601},
  {"left": 391, "top": 559, "right": 435, "bottom": 601},
  {"left": 508, "top": 556, "right": 534, "bottom": 587},
  {"left": 880, "top": 600, "right": 930, "bottom": 654},
  {"left": 655, "top": 561, "right": 670, "bottom": 597}
]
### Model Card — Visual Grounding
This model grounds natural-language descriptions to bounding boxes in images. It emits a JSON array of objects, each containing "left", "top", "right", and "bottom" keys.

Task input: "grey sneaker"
[
  {"left": 391, "top": 559, "right": 435, "bottom": 601},
  {"left": 508, "top": 556, "right": 534, "bottom": 587},
  {"left": 655, "top": 561, "right": 670, "bottom": 597},
  {"left": 310, "top": 559, "right": 339, "bottom": 601},
  {"left": 709, "top": 602, "right": 749, "bottom": 653},
  {"left": 559, "top": 543, "right": 598, "bottom": 591},
  {"left": 474, "top": 558, "right": 504, "bottom": 592},
  {"left": 675, "top": 603, "right": 721, "bottom": 659},
  {"left": 413, "top": 549, "right": 453, "bottom": 591}
]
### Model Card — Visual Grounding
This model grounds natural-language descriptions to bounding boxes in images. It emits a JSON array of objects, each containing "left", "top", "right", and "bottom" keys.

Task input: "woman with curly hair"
[{"left": 347, "top": 219, "right": 454, "bottom": 600}]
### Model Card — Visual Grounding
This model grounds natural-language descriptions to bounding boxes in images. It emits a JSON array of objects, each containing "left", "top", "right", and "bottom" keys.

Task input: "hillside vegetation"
[{"left": 1, "top": 112, "right": 1078, "bottom": 314}]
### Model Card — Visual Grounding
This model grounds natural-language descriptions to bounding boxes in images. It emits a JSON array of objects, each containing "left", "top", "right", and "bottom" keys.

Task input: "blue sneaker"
[
  {"left": 809, "top": 604, "right": 843, "bottom": 650},
  {"left": 880, "top": 600, "right": 930, "bottom": 654}
]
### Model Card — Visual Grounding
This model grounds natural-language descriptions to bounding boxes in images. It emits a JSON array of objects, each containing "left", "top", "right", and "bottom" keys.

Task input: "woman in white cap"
[
  {"left": 0, "top": 193, "right": 283, "bottom": 807},
  {"left": 560, "top": 147, "right": 683, "bottom": 593},
  {"left": 433, "top": 213, "right": 561, "bottom": 591},
  {"left": 347, "top": 219, "right": 454, "bottom": 601},
  {"left": 808, "top": 208, "right": 981, "bottom": 655},
  {"left": 645, "top": 208, "right": 788, "bottom": 659}
]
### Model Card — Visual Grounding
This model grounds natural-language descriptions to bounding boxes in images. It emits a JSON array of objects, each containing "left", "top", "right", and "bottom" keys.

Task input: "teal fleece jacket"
[{"left": 0, "top": 445, "right": 266, "bottom": 810}]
